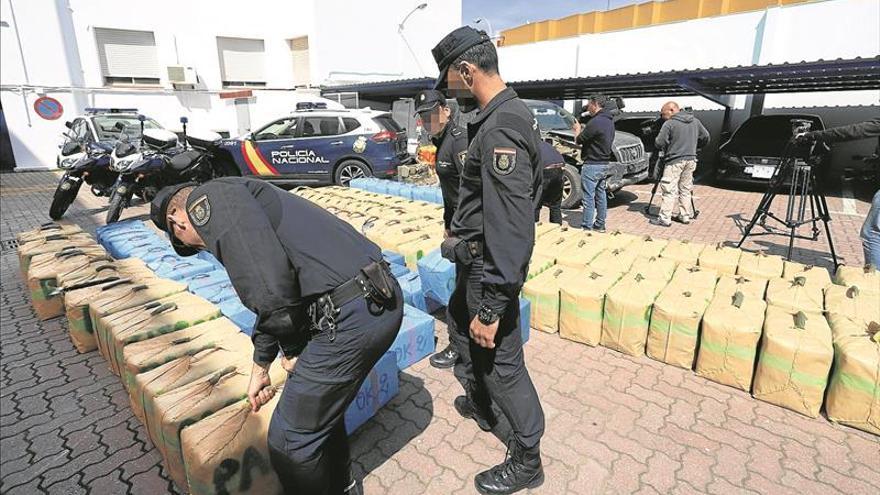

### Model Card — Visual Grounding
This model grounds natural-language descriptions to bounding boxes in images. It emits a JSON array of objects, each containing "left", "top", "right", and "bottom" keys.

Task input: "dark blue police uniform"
[{"left": 171, "top": 177, "right": 403, "bottom": 494}]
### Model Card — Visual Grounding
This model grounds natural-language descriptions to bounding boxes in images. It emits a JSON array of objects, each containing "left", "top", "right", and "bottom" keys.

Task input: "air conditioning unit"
[{"left": 167, "top": 65, "right": 198, "bottom": 87}]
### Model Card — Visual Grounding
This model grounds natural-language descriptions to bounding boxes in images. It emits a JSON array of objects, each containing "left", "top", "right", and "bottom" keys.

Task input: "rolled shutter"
[
  {"left": 95, "top": 28, "right": 159, "bottom": 78},
  {"left": 217, "top": 37, "right": 266, "bottom": 83}
]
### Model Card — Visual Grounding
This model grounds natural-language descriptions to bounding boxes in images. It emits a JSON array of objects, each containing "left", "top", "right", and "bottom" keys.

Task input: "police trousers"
[
  {"left": 448, "top": 256, "right": 545, "bottom": 449},
  {"left": 267, "top": 283, "right": 403, "bottom": 494}
]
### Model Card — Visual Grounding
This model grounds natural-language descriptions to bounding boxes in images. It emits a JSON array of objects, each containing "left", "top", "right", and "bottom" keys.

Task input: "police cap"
[
  {"left": 413, "top": 90, "right": 448, "bottom": 115},
  {"left": 431, "top": 26, "right": 490, "bottom": 90},
  {"left": 150, "top": 182, "right": 200, "bottom": 256}
]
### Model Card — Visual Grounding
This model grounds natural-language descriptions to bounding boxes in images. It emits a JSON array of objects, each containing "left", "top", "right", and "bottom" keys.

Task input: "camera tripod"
[{"left": 736, "top": 141, "right": 839, "bottom": 267}]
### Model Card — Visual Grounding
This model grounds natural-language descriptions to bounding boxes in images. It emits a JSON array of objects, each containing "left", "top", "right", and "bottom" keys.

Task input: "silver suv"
[{"left": 524, "top": 100, "right": 649, "bottom": 209}]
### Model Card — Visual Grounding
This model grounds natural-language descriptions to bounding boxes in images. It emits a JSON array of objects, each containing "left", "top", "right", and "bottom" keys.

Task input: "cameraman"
[{"left": 797, "top": 116, "right": 880, "bottom": 266}]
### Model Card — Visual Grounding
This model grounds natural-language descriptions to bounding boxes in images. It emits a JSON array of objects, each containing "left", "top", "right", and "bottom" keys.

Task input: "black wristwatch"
[{"left": 477, "top": 305, "right": 500, "bottom": 325}]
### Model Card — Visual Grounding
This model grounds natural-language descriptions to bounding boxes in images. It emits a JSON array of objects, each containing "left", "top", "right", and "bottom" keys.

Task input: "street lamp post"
[{"left": 398, "top": 2, "right": 428, "bottom": 77}]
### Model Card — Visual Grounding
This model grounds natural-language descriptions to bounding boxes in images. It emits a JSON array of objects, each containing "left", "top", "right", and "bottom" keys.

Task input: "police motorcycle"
[
  {"left": 105, "top": 116, "right": 223, "bottom": 223},
  {"left": 49, "top": 135, "right": 117, "bottom": 220}
]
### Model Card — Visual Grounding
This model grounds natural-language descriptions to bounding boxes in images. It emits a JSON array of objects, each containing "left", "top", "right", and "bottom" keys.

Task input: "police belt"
[
  {"left": 308, "top": 261, "right": 395, "bottom": 341},
  {"left": 440, "top": 237, "right": 483, "bottom": 265}
]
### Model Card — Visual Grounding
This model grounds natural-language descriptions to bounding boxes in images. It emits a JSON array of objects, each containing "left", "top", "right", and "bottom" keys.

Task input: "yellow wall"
[{"left": 498, "top": 0, "right": 813, "bottom": 46}]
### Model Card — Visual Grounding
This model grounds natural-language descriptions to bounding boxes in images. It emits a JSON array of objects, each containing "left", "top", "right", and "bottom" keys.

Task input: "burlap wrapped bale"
[
  {"left": 522, "top": 266, "right": 584, "bottom": 334},
  {"left": 604, "top": 230, "right": 638, "bottom": 251},
  {"left": 121, "top": 318, "right": 251, "bottom": 392},
  {"left": 555, "top": 234, "right": 607, "bottom": 269},
  {"left": 698, "top": 243, "right": 742, "bottom": 275},
  {"left": 57, "top": 257, "right": 153, "bottom": 288},
  {"left": 132, "top": 348, "right": 252, "bottom": 426},
  {"left": 670, "top": 264, "right": 718, "bottom": 292},
  {"left": 696, "top": 291, "right": 767, "bottom": 391},
  {"left": 535, "top": 222, "right": 561, "bottom": 238},
  {"left": 590, "top": 248, "right": 639, "bottom": 274},
  {"left": 824, "top": 285, "right": 880, "bottom": 328},
  {"left": 17, "top": 233, "right": 96, "bottom": 277},
  {"left": 27, "top": 246, "right": 110, "bottom": 320},
  {"left": 661, "top": 240, "right": 707, "bottom": 266},
  {"left": 527, "top": 254, "right": 554, "bottom": 281},
  {"left": 646, "top": 286, "right": 713, "bottom": 369},
  {"left": 737, "top": 251, "right": 784, "bottom": 279},
  {"left": 16, "top": 221, "right": 82, "bottom": 244},
  {"left": 627, "top": 256, "right": 677, "bottom": 282},
  {"left": 65, "top": 275, "right": 158, "bottom": 353},
  {"left": 148, "top": 362, "right": 288, "bottom": 492},
  {"left": 91, "top": 279, "right": 188, "bottom": 362},
  {"left": 629, "top": 236, "right": 668, "bottom": 260},
  {"left": 825, "top": 315, "right": 880, "bottom": 435},
  {"left": 834, "top": 264, "right": 879, "bottom": 295},
  {"left": 601, "top": 273, "right": 669, "bottom": 356},
  {"left": 99, "top": 292, "right": 222, "bottom": 376},
  {"left": 765, "top": 276, "right": 824, "bottom": 314},
  {"left": 782, "top": 261, "right": 832, "bottom": 289},
  {"left": 714, "top": 275, "right": 768, "bottom": 300},
  {"left": 180, "top": 394, "right": 286, "bottom": 495},
  {"left": 752, "top": 308, "right": 833, "bottom": 418},
  {"left": 559, "top": 268, "right": 626, "bottom": 346},
  {"left": 397, "top": 234, "right": 442, "bottom": 271}
]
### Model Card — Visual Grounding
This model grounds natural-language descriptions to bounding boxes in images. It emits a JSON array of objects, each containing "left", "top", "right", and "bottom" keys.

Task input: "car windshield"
[
  {"left": 734, "top": 116, "right": 821, "bottom": 141},
  {"left": 93, "top": 116, "right": 161, "bottom": 141},
  {"left": 530, "top": 105, "right": 577, "bottom": 131}
]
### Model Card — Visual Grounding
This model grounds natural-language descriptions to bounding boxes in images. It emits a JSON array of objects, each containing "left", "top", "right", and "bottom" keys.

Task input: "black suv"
[{"left": 716, "top": 114, "right": 827, "bottom": 185}]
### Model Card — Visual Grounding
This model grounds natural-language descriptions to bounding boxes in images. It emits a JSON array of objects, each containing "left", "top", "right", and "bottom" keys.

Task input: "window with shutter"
[
  {"left": 94, "top": 28, "right": 160, "bottom": 86},
  {"left": 217, "top": 37, "right": 267, "bottom": 88}
]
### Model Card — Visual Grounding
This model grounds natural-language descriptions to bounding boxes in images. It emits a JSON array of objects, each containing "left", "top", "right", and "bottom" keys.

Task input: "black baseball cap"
[
  {"left": 150, "top": 182, "right": 199, "bottom": 256},
  {"left": 431, "top": 26, "right": 490, "bottom": 90},
  {"left": 413, "top": 90, "right": 447, "bottom": 114}
]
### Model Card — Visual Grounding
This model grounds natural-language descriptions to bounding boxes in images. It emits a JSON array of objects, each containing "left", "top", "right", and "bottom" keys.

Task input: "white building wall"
[{"left": 0, "top": 0, "right": 461, "bottom": 170}]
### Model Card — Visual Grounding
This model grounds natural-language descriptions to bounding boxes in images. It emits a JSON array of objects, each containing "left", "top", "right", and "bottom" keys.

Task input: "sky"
[{"left": 462, "top": 0, "right": 648, "bottom": 35}]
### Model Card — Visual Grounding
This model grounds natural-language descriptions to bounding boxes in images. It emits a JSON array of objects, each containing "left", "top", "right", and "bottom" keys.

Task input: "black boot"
[
  {"left": 343, "top": 469, "right": 363, "bottom": 495},
  {"left": 474, "top": 440, "right": 544, "bottom": 495},
  {"left": 429, "top": 343, "right": 459, "bottom": 369},
  {"left": 454, "top": 395, "right": 497, "bottom": 432}
]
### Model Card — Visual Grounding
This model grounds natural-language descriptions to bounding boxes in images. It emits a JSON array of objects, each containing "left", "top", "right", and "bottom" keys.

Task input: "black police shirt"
[
  {"left": 432, "top": 114, "right": 469, "bottom": 230},
  {"left": 451, "top": 87, "right": 542, "bottom": 314},
  {"left": 186, "top": 177, "right": 382, "bottom": 365}
]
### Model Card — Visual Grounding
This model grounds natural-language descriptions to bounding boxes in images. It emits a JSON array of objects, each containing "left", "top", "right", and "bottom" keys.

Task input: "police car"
[
  {"left": 214, "top": 103, "right": 409, "bottom": 186},
  {"left": 57, "top": 108, "right": 163, "bottom": 167}
]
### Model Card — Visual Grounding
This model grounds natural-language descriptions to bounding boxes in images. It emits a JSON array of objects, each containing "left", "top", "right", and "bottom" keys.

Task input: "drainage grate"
[{"left": 1, "top": 238, "right": 20, "bottom": 251}]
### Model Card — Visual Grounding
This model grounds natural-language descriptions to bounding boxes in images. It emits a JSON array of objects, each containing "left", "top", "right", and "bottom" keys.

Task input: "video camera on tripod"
[{"left": 737, "top": 118, "right": 839, "bottom": 266}]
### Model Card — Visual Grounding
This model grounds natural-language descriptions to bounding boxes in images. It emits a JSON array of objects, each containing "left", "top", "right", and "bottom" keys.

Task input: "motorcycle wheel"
[
  {"left": 49, "top": 177, "right": 81, "bottom": 220},
  {"left": 105, "top": 189, "right": 130, "bottom": 224}
]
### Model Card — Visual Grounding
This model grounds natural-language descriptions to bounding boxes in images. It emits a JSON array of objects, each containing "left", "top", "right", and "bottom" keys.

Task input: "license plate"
[{"left": 751, "top": 165, "right": 775, "bottom": 179}]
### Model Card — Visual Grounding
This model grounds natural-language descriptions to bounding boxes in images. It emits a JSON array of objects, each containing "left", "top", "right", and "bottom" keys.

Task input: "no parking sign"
[{"left": 33, "top": 96, "right": 64, "bottom": 120}]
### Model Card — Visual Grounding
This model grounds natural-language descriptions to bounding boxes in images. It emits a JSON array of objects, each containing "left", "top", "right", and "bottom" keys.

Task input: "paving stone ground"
[{"left": 1, "top": 170, "right": 878, "bottom": 495}]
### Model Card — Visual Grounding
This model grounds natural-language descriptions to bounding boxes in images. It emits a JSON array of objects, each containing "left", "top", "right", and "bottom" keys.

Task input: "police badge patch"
[
  {"left": 353, "top": 136, "right": 367, "bottom": 154},
  {"left": 492, "top": 147, "right": 516, "bottom": 175},
  {"left": 188, "top": 195, "right": 211, "bottom": 226}
]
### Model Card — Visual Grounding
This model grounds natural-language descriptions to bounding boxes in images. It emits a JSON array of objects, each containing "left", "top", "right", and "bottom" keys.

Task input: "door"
[
  {"left": 293, "top": 115, "right": 345, "bottom": 178},
  {"left": 246, "top": 117, "right": 309, "bottom": 178}
]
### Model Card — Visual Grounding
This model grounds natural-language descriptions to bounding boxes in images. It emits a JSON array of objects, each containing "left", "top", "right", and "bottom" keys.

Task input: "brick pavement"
[{"left": 1, "top": 171, "right": 878, "bottom": 495}]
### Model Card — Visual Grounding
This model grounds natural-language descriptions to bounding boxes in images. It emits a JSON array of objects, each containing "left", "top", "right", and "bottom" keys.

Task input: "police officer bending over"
[
  {"left": 432, "top": 27, "right": 545, "bottom": 494},
  {"left": 414, "top": 89, "right": 468, "bottom": 369},
  {"left": 150, "top": 177, "right": 403, "bottom": 495}
]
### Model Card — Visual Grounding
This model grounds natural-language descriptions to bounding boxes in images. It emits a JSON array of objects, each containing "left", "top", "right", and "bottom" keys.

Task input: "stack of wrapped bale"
[
  {"left": 737, "top": 251, "right": 784, "bottom": 279},
  {"left": 26, "top": 244, "right": 109, "bottom": 319},
  {"left": 697, "top": 243, "right": 742, "bottom": 275},
  {"left": 601, "top": 271, "right": 669, "bottom": 357},
  {"left": 660, "top": 239, "right": 707, "bottom": 266},
  {"left": 824, "top": 314, "right": 879, "bottom": 435},
  {"left": 559, "top": 266, "right": 626, "bottom": 346},
  {"left": 523, "top": 266, "right": 584, "bottom": 334}
]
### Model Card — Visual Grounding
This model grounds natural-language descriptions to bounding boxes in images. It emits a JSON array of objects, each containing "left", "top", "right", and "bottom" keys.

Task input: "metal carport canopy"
[{"left": 321, "top": 57, "right": 880, "bottom": 105}]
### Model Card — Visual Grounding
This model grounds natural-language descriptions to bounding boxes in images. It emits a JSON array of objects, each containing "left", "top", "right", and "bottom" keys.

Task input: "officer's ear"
[{"left": 457, "top": 62, "right": 474, "bottom": 87}]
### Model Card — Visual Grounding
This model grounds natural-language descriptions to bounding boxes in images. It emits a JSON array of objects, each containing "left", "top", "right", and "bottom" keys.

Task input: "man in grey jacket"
[{"left": 650, "top": 102, "right": 710, "bottom": 226}]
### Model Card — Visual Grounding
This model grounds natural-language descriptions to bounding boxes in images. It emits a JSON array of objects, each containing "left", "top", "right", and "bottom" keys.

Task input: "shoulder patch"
[
  {"left": 492, "top": 147, "right": 516, "bottom": 176},
  {"left": 188, "top": 195, "right": 212, "bottom": 227}
]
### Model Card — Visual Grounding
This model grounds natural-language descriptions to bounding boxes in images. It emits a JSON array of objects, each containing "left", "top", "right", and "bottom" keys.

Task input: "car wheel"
[
  {"left": 560, "top": 164, "right": 583, "bottom": 209},
  {"left": 334, "top": 160, "right": 371, "bottom": 186}
]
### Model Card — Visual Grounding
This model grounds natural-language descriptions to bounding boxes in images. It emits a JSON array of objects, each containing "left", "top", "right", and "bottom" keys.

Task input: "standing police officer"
[
  {"left": 432, "top": 27, "right": 545, "bottom": 494},
  {"left": 414, "top": 89, "right": 468, "bottom": 369},
  {"left": 150, "top": 177, "right": 403, "bottom": 495}
]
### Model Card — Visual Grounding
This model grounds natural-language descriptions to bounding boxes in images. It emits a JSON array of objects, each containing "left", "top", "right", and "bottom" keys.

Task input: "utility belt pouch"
[
  {"left": 360, "top": 261, "right": 395, "bottom": 305},
  {"left": 441, "top": 236, "right": 478, "bottom": 266}
]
